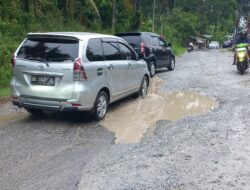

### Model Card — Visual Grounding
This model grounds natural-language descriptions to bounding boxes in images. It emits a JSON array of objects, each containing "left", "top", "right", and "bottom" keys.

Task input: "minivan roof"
[
  {"left": 27, "top": 32, "right": 121, "bottom": 41},
  {"left": 115, "top": 32, "right": 160, "bottom": 37}
]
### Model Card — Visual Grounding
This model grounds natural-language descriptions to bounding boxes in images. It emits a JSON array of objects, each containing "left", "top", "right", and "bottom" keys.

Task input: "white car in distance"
[{"left": 209, "top": 41, "right": 220, "bottom": 49}]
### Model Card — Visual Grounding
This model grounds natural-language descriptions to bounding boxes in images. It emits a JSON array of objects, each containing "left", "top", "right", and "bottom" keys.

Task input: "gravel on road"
[{"left": 1, "top": 49, "right": 250, "bottom": 190}]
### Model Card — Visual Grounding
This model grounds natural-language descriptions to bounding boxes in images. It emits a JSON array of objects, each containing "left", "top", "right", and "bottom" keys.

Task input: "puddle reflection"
[{"left": 101, "top": 77, "right": 218, "bottom": 144}]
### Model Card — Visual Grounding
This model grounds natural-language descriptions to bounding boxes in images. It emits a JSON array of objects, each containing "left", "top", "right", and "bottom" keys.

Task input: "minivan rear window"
[
  {"left": 17, "top": 38, "right": 79, "bottom": 62},
  {"left": 86, "top": 39, "right": 104, "bottom": 61}
]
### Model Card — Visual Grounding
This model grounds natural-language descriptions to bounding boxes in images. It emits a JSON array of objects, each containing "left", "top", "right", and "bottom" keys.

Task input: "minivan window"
[
  {"left": 152, "top": 37, "right": 160, "bottom": 46},
  {"left": 102, "top": 42, "right": 121, "bottom": 61},
  {"left": 17, "top": 38, "right": 79, "bottom": 62},
  {"left": 86, "top": 39, "right": 104, "bottom": 61},
  {"left": 118, "top": 43, "right": 136, "bottom": 60}
]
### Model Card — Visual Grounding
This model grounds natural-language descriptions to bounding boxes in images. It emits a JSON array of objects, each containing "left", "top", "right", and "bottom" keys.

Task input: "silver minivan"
[{"left": 10, "top": 32, "right": 150, "bottom": 120}]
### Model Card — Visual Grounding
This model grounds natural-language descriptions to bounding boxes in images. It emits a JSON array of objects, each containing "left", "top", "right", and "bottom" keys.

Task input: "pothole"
[
  {"left": 101, "top": 77, "right": 218, "bottom": 144},
  {"left": 0, "top": 112, "right": 28, "bottom": 125}
]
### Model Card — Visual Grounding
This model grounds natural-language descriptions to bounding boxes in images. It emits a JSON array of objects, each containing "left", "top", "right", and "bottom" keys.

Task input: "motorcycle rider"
[
  {"left": 187, "top": 41, "right": 194, "bottom": 51},
  {"left": 233, "top": 30, "right": 250, "bottom": 65}
]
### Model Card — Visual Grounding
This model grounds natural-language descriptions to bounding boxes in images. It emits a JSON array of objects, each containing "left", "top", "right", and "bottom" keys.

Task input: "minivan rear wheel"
[
  {"left": 25, "top": 108, "right": 44, "bottom": 115},
  {"left": 139, "top": 76, "right": 149, "bottom": 97},
  {"left": 93, "top": 91, "right": 109, "bottom": 121}
]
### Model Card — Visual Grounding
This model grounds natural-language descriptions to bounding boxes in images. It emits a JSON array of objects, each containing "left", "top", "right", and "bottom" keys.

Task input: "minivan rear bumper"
[{"left": 12, "top": 95, "right": 92, "bottom": 112}]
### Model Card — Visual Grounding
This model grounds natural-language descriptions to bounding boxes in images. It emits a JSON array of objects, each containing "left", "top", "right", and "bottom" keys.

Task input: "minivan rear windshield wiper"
[
  {"left": 48, "top": 58, "right": 74, "bottom": 62},
  {"left": 26, "top": 57, "right": 50, "bottom": 67}
]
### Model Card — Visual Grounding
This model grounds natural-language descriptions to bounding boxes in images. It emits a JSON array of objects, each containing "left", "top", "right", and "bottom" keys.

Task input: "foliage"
[
  {"left": 0, "top": 87, "right": 10, "bottom": 98},
  {"left": 164, "top": 8, "right": 199, "bottom": 45},
  {"left": 0, "top": 0, "right": 241, "bottom": 89},
  {"left": 130, "top": 10, "right": 142, "bottom": 32}
]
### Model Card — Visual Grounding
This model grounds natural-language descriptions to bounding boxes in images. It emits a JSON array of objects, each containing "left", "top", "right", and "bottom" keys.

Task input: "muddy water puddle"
[
  {"left": 0, "top": 112, "right": 28, "bottom": 125},
  {"left": 101, "top": 77, "right": 218, "bottom": 144}
]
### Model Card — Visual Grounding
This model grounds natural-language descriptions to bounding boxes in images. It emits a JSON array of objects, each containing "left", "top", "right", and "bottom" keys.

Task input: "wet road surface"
[{"left": 1, "top": 49, "right": 250, "bottom": 189}]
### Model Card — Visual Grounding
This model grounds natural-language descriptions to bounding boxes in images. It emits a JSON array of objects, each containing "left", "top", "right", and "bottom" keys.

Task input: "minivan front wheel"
[
  {"left": 139, "top": 76, "right": 149, "bottom": 97},
  {"left": 93, "top": 91, "right": 109, "bottom": 121}
]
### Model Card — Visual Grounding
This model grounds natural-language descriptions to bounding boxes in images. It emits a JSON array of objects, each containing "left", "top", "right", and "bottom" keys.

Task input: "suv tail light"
[
  {"left": 73, "top": 57, "right": 88, "bottom": 81},
  {"left": 141, "top": 42, "right": 145, "bottom": 56},
  {"left": 11, "top": 55, "right": 16, "bottom": 66}
]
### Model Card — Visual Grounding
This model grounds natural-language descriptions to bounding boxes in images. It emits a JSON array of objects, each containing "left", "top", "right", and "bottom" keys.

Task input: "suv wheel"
[
  {"left": 167, "top": 57, "right": 175, "bottom": 71},
  {"left": 149, "top": 61, "right": 156, "bottom": 77},
  {"left": 93, "top": 91, "right": 109, "bottom": 121},
  {"left": 139, "top": 76, "right": 149, "bottom": 97},
  {"left": 25, "top": 108, "right": 44, "bottom": 115}
]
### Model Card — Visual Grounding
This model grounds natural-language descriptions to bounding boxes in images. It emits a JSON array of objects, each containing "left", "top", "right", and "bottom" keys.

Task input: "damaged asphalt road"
[{"left": 1, "top": 49, "right": 250, "bottom": 189}]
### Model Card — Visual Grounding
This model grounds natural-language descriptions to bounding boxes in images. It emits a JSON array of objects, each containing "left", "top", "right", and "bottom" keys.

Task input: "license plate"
[{"left": 31, "top": 75, "right": 55, "bottom": 86}]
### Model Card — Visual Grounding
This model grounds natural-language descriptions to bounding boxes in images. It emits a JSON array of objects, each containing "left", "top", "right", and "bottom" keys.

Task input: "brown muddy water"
[
  {"left": 101, "top": 77, "right": 218, "bottom": 144},
  {"left": 0, "top": 112, "right": 28, "bottom": 125}
]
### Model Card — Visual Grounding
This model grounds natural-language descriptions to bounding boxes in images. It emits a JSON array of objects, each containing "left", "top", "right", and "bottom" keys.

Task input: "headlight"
[{"left": 237, "top": 52, "right": 246, "bottom": 58}]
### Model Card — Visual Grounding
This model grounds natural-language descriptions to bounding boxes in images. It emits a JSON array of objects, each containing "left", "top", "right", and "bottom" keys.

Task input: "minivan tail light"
[
  {"left": 11, "top": 55, "right": 16, "bottom": 66},
  {"left": 141, "top": 42, "right": 145, "bottom": 56},
  {"left": 73, "top": 57, "right": 88, "bottom": 80},
  {"left": 71, "top": 103, "right": 82, "bottom": 107}
]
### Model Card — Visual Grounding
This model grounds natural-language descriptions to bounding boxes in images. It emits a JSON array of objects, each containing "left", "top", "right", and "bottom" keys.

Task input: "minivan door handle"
[
  {"left": 97, "top": 68, "right": 104, "bottom": 76},
  {"left": 107, "top": 64, "right": 114, "bottom": 70}
]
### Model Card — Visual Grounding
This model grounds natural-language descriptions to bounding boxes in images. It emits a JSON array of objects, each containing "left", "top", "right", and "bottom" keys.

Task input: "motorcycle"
[
  {"left": 235, "top": 43, "right": 249, "bottom": 75},
  {"left": 187, "top": 45, "right": 193, "bottom": 52}
]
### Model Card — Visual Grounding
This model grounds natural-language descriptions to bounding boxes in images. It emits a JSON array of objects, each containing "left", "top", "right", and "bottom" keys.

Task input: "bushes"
[
  {"left": 0, "top": 38, "right": 19, "bottom": 88},
  {"left": 163, "top": 8, "right": 199, "bottom": 46}
]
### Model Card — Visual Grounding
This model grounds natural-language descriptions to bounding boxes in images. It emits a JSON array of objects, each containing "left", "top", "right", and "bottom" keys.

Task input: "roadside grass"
[
  {"left": 227, "top": 48, "right": 233, "bottom": 52},
  {"left": 0, "top": 87, "right": 10, "bottom": 98},
  {"left": 173, "top": 43, "right": 186, "bottom": 56}
]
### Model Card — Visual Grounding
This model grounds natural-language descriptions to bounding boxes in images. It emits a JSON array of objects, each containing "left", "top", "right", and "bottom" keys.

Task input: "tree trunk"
[
  {"left": 33, "top": 0, "right": 37, "bottom": 17},
  {"left": 152, "top": 0, "right": 156, "bottom": 32},
  {"left": 63, "top": 0, "right": 68, "bottom": 20},
  {"left": 23, "top": 0, "right": 29, "bottom": 12},
  {"left": 57, "top": 0, "right": 68, "bottom": 20},
  {"left": 132, "top": 0, "right": 139, "bottom": 11},
  {"left": 68, "top": 0, "right": 74, "bottom": 20},
  {"left": 112, "top": 0, "right": 116, "bottom": 32}
]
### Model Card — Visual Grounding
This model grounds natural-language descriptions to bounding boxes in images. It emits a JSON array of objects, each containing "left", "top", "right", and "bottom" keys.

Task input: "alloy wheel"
[{"left": 97, "top": 95, "right": 107, "bottom": 118}]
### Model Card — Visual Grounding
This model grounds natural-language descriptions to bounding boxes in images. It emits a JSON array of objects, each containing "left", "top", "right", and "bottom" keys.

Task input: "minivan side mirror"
[
  {"left": 167, "top": 43, "right": 172, "bottom": 47},
  {"left": 137, "top": 52, "right": 144, "bottom": 60}
]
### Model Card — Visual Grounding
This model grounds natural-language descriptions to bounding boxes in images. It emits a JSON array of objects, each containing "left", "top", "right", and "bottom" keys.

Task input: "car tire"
[
  {"left": 149, "top": 61, "right": 156, "bottom": 77},
  {"left": 93, "top": 91, "right": 109, "bottom": 121},
  {"left": 167, "top": 57, "right": 175, "bottom": 71},
  {"left": 139, "top": 76, "right": 149, "bottom": 97},
  {"left": 25, "top": 108, "right": 44, "bottom": 115}
]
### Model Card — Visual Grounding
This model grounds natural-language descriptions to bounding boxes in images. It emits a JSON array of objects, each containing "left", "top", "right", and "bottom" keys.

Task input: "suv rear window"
[
  {"left": 17, "top": 38, "right": 79, "bottom": 62},
  {"left": 119, "top": 36, "right": 141, "bottom": 46},
  {"left": 116, "top": 35, "right": 141, "bottom": 51}
]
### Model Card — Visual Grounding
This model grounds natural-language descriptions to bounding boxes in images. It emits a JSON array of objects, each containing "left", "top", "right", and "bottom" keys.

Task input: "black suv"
[{"left": 115, "top": 32, "right": 175, "bottom": 77}]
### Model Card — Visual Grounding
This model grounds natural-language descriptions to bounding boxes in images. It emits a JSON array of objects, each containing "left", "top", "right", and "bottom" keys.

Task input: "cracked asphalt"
[{"left": 1, "top": 49, "right": 250, "bottom": 190}]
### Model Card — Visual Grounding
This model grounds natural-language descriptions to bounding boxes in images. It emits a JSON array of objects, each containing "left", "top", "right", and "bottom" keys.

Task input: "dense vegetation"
[{"left": 0, "top": 0, "right": 243, "bottom": 89}]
